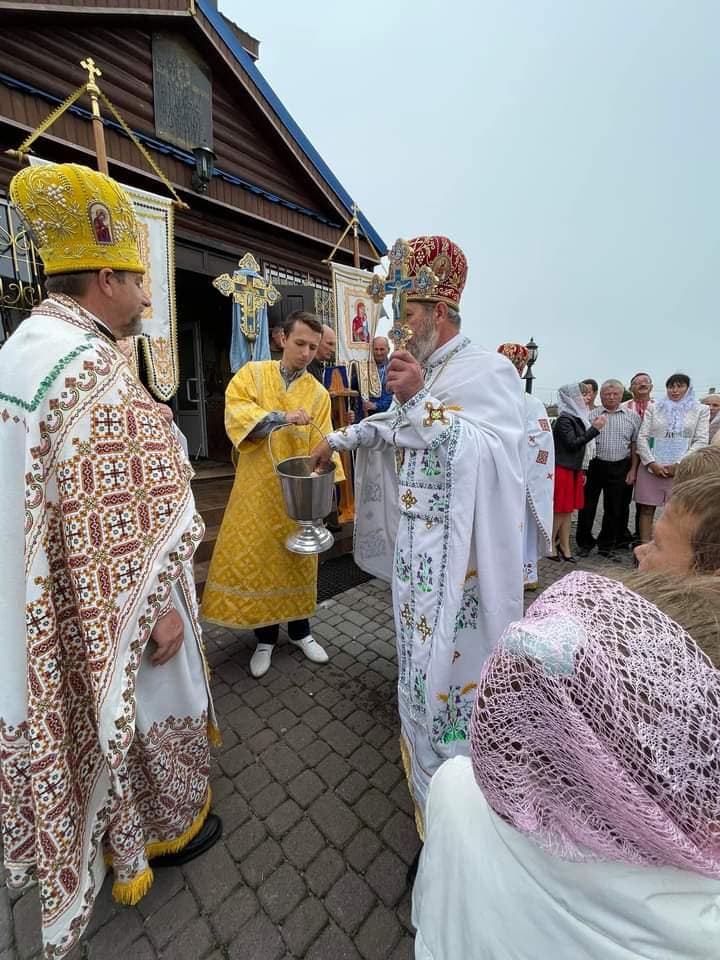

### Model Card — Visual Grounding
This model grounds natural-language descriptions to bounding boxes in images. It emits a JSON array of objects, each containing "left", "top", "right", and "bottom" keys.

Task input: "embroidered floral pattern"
[
  {"left": 431, "top": 683, "right": 478, "bottom": 746},
  {"left": 395, "top": 547, "right": 411, "bottom": 583},
  {"left": 106, "top": 715, "right": 210, "bottom": 884},
  {"left": 420, "top": 448, "right": 442, "bottom": 477},
  {"left": 412, "top": 670, "right": 427, "bottom": 710},
  {"left": 416, "top": 552, "right": 434, "bottom": 593},
  {"left": 455, "top": 580, "right": 480, "bottom": 632}
]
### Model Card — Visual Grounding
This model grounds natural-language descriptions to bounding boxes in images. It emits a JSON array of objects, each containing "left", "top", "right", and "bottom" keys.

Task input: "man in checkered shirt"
[{"left": 576, "top": 379, "right": 640, "bottom": 559}]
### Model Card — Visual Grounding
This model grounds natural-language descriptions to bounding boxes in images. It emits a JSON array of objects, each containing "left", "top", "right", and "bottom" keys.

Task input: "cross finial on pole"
[
  {"left": 81, "top": 57, "right": 103, "bottom": 90},
  {"left": 79, "top": 57, "right": 108, "bottom": 173}
]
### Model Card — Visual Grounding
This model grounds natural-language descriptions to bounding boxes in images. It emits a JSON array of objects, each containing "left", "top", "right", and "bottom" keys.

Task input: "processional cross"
[
  {"left": 366, "top": 238, "right": 438, "bottom": 350},
  {"left": 213, "top": 253, "right": 281, "bottom": 355}
]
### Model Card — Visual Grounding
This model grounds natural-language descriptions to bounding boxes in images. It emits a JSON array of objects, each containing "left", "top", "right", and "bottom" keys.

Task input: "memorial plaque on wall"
[{"left": 152, "top": 33, "right": 213, "bottom": 151}]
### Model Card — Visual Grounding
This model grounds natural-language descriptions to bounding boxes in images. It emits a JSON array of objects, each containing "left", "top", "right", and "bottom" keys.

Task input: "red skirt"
[{"left": 554, "top": 465, "right": 585, "bottom": 512}]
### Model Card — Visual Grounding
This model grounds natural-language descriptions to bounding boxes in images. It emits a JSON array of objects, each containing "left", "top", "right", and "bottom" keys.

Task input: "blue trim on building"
[
  {"left": 197, "top": 0, "right": 386, "bottom": 256},
  {"left": 0, "top": 71, "right": 344, "bottom": 229}
]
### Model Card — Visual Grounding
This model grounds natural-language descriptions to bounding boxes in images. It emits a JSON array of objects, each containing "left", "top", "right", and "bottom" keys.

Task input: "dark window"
[{"left": 0, "top": 197, "right": 43, "bottom": 345}]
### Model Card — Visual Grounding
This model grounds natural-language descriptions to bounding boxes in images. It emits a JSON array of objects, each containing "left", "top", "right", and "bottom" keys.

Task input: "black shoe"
[
  {"left": 558, "top": 550, "right": 578, "bottom": 564},
  {"left": 576, "top": 546, "right": 593, "bottom": 558},
  {"left": 407, "top": 848, "right": 422, "bottom": 887},
  {"left": 545, "top": 554, "right": 562, "bottom": 562},
  {"left": 150, "top": 813, "right": 223, "bottom": 868},
  {"left": 598, "top": 551, "right": 623, "bottom": 564}
]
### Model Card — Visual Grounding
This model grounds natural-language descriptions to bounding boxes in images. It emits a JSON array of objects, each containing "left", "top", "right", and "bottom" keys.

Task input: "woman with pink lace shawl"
[{"left": 412, "top": 567, "right": 720, "bottom": 959}]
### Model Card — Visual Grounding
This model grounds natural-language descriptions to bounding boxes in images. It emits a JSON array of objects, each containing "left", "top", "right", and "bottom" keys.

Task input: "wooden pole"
[
  {"left": 328, "top": 368, "right": 358, "bottom": 524},
  {"left": 351, "top": 202, "right": 360, "bottom": 268},
  {"left": 81, "top": 58, "right": 109, "bottom": 175}
]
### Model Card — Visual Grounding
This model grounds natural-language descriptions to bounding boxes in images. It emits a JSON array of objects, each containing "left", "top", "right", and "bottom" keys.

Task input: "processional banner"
[
  {"left": 331, "top": 262, "right": 382, "bottom": 400},
  {"left": 28, "top": 157, "right": 178, "bottom": 401}
]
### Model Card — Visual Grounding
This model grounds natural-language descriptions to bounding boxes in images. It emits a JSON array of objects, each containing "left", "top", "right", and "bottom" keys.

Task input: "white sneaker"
[
  {"left": 249, "top": 643, "right": 274, "bottom": 678},
  {"left": 290, "top": 634, "right": 329, "bottom": 664}
]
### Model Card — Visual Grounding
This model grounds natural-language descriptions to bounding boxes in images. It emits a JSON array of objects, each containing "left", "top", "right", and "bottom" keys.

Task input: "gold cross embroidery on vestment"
[
  {"left": 423, "top": 403, "right": 449, "bottom": 427},
  {"left": 401, "top": 489, "right": 418, "bottom": 509},
  {"left": 417, "top": 616, "right": 432, "bottom": 643}
]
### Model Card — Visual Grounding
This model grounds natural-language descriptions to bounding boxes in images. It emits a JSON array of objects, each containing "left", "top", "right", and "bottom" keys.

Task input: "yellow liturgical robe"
[{"left": 201, "top": 361, "right": 342, "bottom": 629}]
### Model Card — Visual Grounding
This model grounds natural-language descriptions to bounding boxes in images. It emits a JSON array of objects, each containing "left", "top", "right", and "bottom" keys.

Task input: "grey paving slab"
[{"left": 6, "top": 543, "right": 628, "bottom": 959}]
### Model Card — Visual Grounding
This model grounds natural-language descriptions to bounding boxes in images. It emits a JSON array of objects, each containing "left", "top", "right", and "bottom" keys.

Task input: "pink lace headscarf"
[{"left": 470, "top": 571, "right": 720, "bottom": 878}]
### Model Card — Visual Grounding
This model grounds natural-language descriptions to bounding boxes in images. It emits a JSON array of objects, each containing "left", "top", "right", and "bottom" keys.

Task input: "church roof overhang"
[{"left": 194, "top": 0, "right": 386, "bottom": 257}]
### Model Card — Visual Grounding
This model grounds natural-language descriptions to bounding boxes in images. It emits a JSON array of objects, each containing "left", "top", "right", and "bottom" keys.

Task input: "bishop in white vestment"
[{"left": 312, "top": 237, "right": 525, "bottom": 830}]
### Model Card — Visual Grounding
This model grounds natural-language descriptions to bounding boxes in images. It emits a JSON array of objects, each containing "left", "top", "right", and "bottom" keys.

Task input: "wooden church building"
[{"left": 0, "top": 0, "right": 385, "bottom": 465}]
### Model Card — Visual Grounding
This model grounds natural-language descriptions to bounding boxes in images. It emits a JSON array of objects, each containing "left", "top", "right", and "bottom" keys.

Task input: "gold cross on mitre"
[
  {"left": 213, "top": 252, "right": 281, "bottom": 344},
  {"left": 367, "top": 238, "right": 439, "bottom": 350}
]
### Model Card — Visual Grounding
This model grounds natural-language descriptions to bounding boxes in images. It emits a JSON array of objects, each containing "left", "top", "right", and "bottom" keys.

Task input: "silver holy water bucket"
[{"left": 269, "top": 423, "right": 336, "bottom": 555}]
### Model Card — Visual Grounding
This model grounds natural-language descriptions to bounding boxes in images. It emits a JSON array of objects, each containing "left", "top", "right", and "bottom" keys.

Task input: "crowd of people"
[
  {"left": 1, "top": 162, "right": 719, "bottom": 960},
  {"left": 549, "top": 372, "right": 716, "bottom": 564}
]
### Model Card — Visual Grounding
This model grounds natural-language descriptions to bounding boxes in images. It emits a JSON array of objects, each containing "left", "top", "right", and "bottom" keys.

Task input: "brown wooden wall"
[
  {"left": 0, "top": 8, "right": 377, "bottom": 266},
  {"left": 10, "top": 0, "right": 187, "bottom": 8}
]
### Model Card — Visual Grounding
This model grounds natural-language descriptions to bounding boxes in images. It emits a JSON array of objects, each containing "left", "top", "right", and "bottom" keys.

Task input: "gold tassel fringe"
[
  {"left": 207, "top": 721, "right": 223, "bottom": 748},
  {"left": 143, "top": 788, "right": 212, "bottom": 860},
  {"left": 112, "top": 866, "right": 153, "bottom": 906},
  {"left": 399, "top": 735, "right": 425, "bottom": 841},
  {"left": 108, "top": 787, "right": 213, "bottom": 904}
]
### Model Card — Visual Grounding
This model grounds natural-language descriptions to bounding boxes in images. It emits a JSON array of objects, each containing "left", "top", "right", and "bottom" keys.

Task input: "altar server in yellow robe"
[{"left": 202, "top": 311, "right": 343, "bottom": 678}]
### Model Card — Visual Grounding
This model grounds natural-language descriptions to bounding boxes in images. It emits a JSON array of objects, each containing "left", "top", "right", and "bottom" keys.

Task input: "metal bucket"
[{"left": 269, "top": 423, "right": 336, "bottom": 554}]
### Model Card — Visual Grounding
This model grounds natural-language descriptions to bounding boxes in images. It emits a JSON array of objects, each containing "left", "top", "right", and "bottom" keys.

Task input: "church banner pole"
[
  {"left": 81, "top": 57, "right": 109, "bottom": 175},
  {"left": 351, "top": 202, "right": 360, "bottom": 268}
]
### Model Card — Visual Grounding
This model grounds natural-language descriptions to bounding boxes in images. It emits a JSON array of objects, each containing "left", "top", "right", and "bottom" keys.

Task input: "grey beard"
[
  {"left": 407, "top": 327, "right": 439, "bottom": 363},
  {"left": 117, "top": 315, "right": 143, "bottom": 338}
]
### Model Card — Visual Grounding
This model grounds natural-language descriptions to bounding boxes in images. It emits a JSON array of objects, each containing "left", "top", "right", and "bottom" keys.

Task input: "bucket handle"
[{"left": 267, "top": 421, "right": 327, "bottom": 475}]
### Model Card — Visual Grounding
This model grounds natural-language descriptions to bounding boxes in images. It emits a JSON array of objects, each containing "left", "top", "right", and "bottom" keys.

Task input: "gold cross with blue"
[
  {"left": 366, "top": 238, "right": 439, "bottom": 350},
  {"left": 213, "top": 252, "right": 281, "bottom": 344}
]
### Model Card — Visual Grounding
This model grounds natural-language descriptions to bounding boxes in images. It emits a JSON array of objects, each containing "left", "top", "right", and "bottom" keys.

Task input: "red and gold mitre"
[
  {"left": 497, "top": 342, "right": 529, "bottom": 375},
  {"left": 405, "top": 235, "right": 468, "bottom": 310}
]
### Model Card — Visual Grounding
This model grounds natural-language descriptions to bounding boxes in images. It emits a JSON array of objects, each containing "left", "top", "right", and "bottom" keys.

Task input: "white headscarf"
[
  {"left": 656, "top": 385, "right": 698, "bottom": 436},
  {"left": 557, "top": 382, "right": 590, "bottom": 428}
]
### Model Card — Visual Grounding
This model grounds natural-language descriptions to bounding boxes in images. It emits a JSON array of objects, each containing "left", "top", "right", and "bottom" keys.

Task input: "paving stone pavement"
[{"left": 1, "top": 528, "right": 636, "bottom": 960}]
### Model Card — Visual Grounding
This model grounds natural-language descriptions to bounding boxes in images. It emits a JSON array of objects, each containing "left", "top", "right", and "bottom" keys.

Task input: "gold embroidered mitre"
[{"left": 9, "top": 162, "right": 144, "bottom": 275}]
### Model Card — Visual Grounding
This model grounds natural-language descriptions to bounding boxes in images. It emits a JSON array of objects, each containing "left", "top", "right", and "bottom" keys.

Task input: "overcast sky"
[{"left": 224, "top": 0, "right": 719, "bottom": 402}]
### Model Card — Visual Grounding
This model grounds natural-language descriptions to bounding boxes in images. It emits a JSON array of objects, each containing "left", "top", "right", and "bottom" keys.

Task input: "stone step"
[
  {"left": 192, "top": 478, "right": 234, "bottom": 512},
  {"left": 194, "top": 559, "right": 210, "bottom": 600},
  {"left": 195, "top": 525, "right": 220, "bottom": 563},
  {"left": 199, "top": 506, "right": 225, "bottom": 529}
]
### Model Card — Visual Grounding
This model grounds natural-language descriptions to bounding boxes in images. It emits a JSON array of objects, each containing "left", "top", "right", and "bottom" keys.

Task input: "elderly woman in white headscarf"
[
  {"left": 635, "top": 373, "right": 710, "bottom": 543},
  {"left": 412, "top": 568, "right": 720, "bottom": 960},
  {"left": 548, "top": 383, "right": 606, "bottom": 561}
]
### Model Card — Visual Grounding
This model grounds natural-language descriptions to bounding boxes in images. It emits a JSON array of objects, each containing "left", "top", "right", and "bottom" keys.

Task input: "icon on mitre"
[{"left": 89, "top": 202, "right": 113, "bottom": 244}]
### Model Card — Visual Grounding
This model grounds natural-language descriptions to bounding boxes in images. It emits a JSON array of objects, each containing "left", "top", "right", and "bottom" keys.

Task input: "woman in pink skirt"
[{"left": 635, "top": 373, "right": 710, "bottom": 542}]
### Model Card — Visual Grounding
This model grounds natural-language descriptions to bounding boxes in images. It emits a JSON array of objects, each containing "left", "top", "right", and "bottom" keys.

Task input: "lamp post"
[
  {"left": 524, "top": 337, "right": 538, "bottom": 394},
  {"left": 192, "top": 143, "right": 216, "bottom": 193}
]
